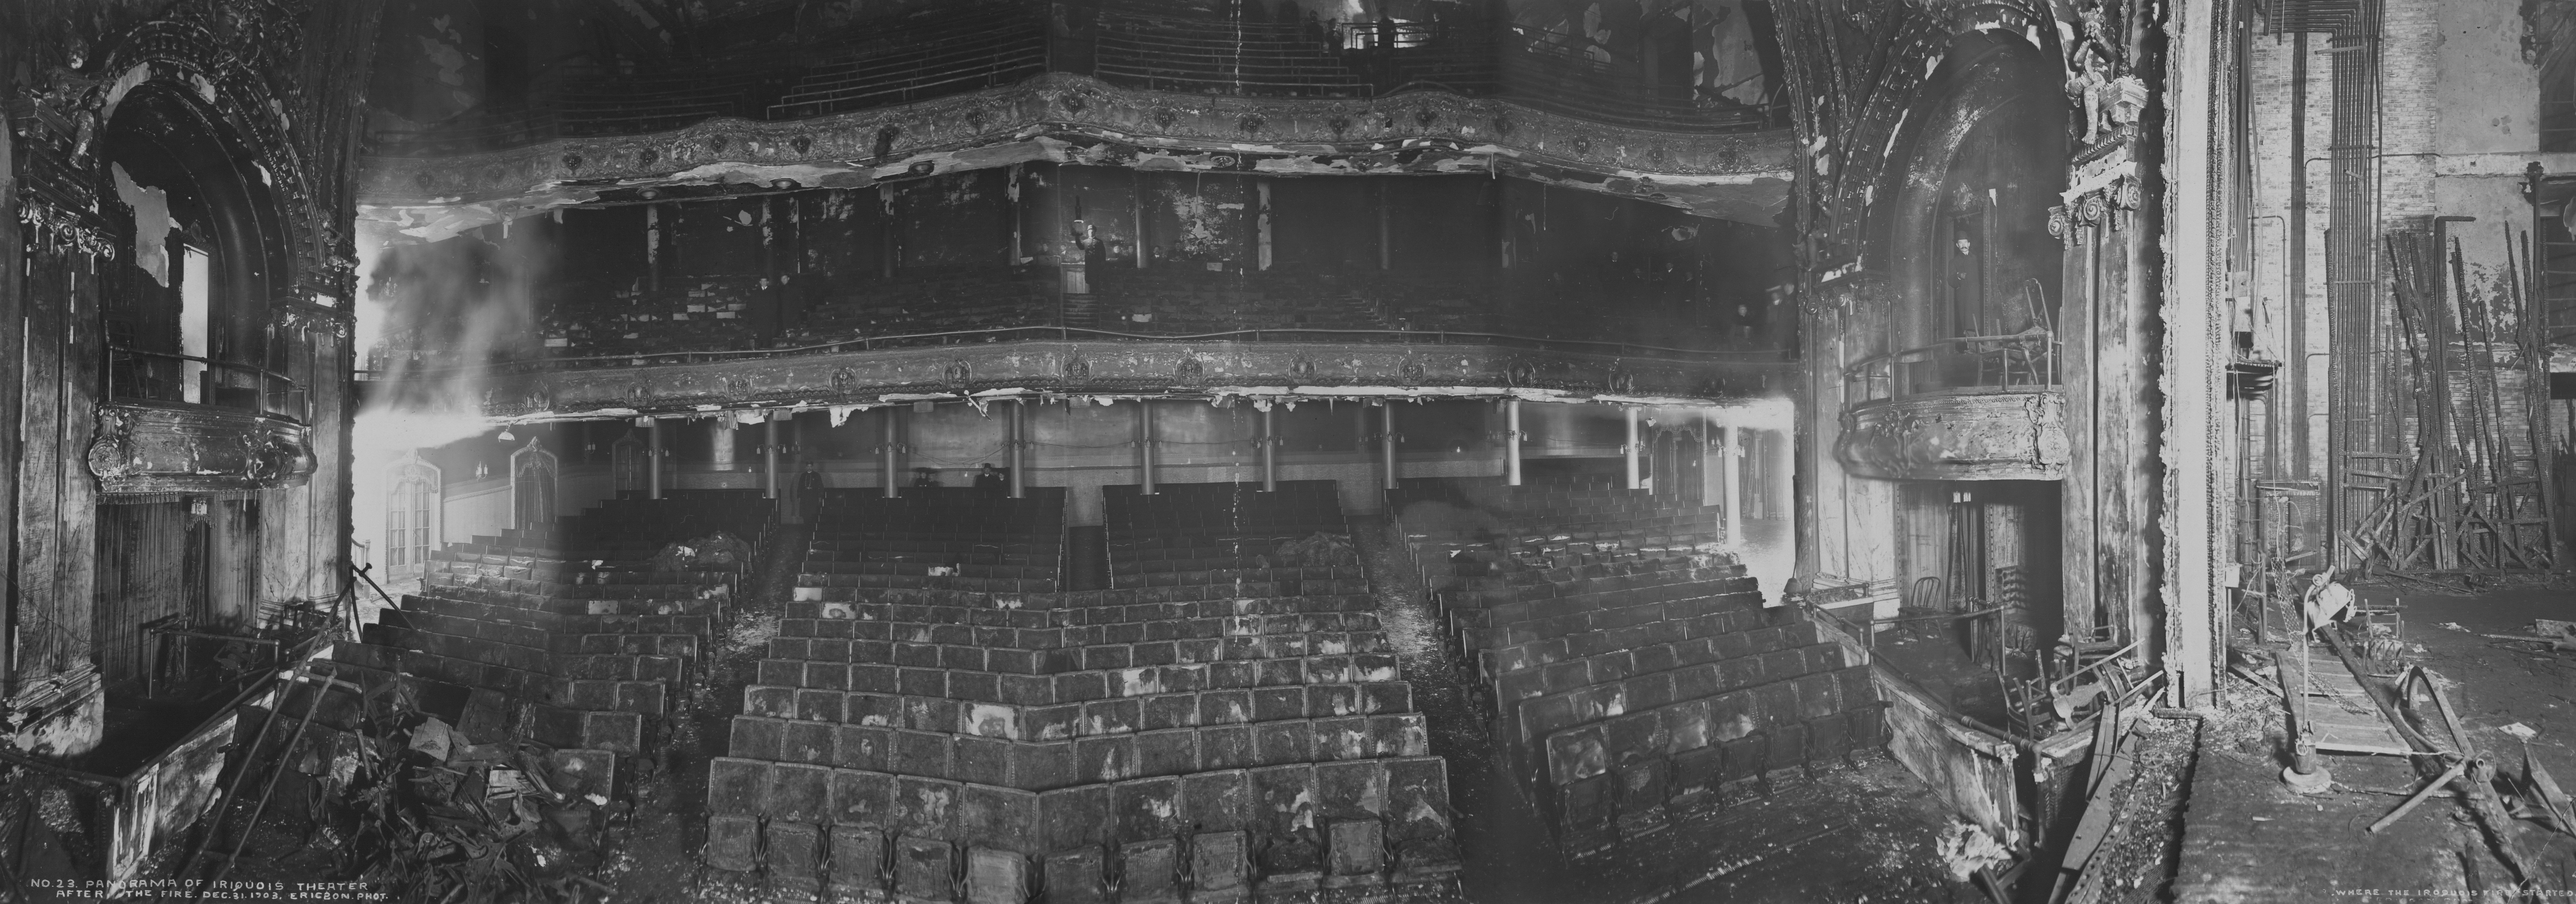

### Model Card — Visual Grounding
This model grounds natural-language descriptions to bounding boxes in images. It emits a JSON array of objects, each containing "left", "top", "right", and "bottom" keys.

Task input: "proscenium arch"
[
  {"left": 1873, "top": 29, "right": 2070, "bottom": 354},
  {"left": 102, "top": 80, "right": 296, "bottom": 368}
]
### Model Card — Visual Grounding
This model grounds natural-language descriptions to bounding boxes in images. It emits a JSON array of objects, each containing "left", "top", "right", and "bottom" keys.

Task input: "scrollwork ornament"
[
  {"left": 2113, "top": 178, "right": 2143, "bottom": 211},
  {"left": 18, "top": 200, "right": 115, "bottom": 259},
  {"left": 86, "top": 408, "right": 137, "bottom": 480}
]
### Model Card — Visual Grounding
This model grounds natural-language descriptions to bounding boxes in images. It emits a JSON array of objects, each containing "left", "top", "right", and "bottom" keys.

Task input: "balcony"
[
  {"left": 1834, "top": 330, "right": 2068, "bottom": 481},
  {"left": 90, "top": 348, "right": 315, "bottom": 494},
  {"left": 363, "top": 1, "right": 1785, "bottom": 158}
]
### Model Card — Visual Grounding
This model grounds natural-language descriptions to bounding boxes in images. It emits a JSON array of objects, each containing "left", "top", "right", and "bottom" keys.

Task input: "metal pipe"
[
  {"left": 1504, "top": 399, "right": 1522, "bottom": 486},
  {"left": 1260, "top": 407, "right": 1277, "bottom": 492},
  {"left": 1138, "top": 400, "right": 1157, "bottom": 494},
  {"left": 1624, "top": 407, "right": 1641, "bottom": 490},
  {"left": 1008, "top": 401, "right": 1025, "bottom": 499},
  {"left": 647, "top": 418, "right": 664, "bottom": 499},
  {"left": 883, "top": 408, "right": 901, "bottom": 498},
  {"left": 763, "top": 416, "right": 780, "bottom": 499},
  {"left": 1380, "top": 403, "right": 1398, "bottom": 491},
  {"left": 198, "top": 665, "right": 335, "bottom": 900}
]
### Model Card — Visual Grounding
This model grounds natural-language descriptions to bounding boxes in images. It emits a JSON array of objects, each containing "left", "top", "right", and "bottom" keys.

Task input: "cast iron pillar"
[
  {"left": 1624, "top": 407, "right": 1641, "bottom": 490},
  {"left": 1138, "top": 400, "right": 1157, "bottom": 495},
  {"left": 647, "top": 418, "right": 664, "bottom": 499},
  {"left": 1380, "top": 403, "right": 1398, "bottom": 491},
  {"left": 1260, "top": 406, "right": 1277, "bottom": 492}
]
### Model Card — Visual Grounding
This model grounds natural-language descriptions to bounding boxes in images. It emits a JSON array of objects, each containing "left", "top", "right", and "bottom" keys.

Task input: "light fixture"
[{"left": 498, "top": 429, "right": 516, "bottom": 441}]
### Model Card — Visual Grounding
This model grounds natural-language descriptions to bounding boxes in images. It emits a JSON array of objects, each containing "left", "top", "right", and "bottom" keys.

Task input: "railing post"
[{"left": 1504, "top": 399, "right": 1522, "bottom": 486}]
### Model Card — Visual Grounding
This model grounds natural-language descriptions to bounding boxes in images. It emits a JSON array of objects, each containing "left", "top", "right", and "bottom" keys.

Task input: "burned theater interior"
[{"left": 3, "top": 0, "right": 2576, "bottom": 900}]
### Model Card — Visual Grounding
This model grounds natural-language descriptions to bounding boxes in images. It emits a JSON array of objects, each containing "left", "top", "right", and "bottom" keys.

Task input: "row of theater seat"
[
  {"left": 1389, "top": 475, "right": 1882, "bottom": 855},
  {"left": 713, "top": 479, "right": 1463, "bottom": 901},
  {"left": 315, "top": 493, "right": 775, "bottom": 832}
]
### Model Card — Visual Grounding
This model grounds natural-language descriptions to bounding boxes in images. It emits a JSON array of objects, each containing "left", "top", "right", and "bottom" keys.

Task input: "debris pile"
[
  {"left": 647, "top": 531, "right": 753, "bottom": 571},
  {"left": 1267, "top": 530, "right": 1355, "bottom": 567},
  {"left": 304, "top": 711, "right": 624, "bottom": 903}
]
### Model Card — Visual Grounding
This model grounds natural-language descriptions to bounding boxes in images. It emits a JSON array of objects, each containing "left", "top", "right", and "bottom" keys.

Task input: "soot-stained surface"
[
  {"left": 602, "top": 521, "right": 807, "bottom": 904},
  {"left": 2174, "top": 583, "right": 2576, "bottom": 900},
  {"left": 1353, "top": 517, "right": 1968, "bottom": 904}
]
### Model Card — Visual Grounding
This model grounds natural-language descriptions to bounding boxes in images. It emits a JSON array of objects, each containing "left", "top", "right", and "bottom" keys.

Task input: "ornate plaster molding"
[
  {"left": 356, "top": 74, "right": 1793, "bottom": 221},
  {"left": 435, "top": 340, "right": 1796, "bottom": 420},
  {"left": 1833, "top": 388, "right": 2069, "bottom": 481},
  {"left": 88, "top": 402, "right": 317, "bottom": 495}
]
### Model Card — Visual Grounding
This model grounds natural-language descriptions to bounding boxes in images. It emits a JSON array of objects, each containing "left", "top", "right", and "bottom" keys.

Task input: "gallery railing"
[
  {"left": 369, "top": 323, "right": 1792, "bottom": 380},
  {"left": 364, "top": 1, "right": 1784, "bottom": 155},
  {"left": 1839, "top": 328, "right": 2060, "bottom": 406},
  {"left": 106, "top": 345, "right": 310, "bottom": 424}
]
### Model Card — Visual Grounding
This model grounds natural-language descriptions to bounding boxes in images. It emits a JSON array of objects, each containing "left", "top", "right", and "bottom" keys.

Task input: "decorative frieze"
[
  {"left": 87, "top": 401, "right": 317, "bottom": 495},
  {"left": 416, "top": 340, "right": 1795, "bottom": 419}
]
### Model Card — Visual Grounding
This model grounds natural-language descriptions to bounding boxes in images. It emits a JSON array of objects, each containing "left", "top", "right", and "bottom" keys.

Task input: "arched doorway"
[
  {"left": 1871, "top": 30, "right": 2071, "bottom": 682},
  {"left": 510, "top": 437, "right": 559, "bottom": 530},
  {"left": 384, "top": 452, "right": 442, "bottom": 585}
]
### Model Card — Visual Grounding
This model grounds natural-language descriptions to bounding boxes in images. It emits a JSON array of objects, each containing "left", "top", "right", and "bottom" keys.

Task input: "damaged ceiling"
[{"left": 358, "top": 72, "right": 1795, "bottom": 243}]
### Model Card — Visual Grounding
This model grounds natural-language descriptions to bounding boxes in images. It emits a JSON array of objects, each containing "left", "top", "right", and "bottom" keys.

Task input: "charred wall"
[{"left": 2, "top": 0, "right": 382, "bottom": 758}]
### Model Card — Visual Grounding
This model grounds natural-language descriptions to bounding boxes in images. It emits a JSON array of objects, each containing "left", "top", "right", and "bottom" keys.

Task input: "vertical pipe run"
[
  {"left": 882, "top": 408, "right": 900, "bottom": 498},
  {"left": 764, "top": 416, "right": 780, "bottom": 499},
  {"left": 1380, "top": 404, "right": 1398, "bottom": 491},
  {"left": 1008, "top": 402, "right": 1026, "bottom": 499},
  {"left": 1260, "top": 407, "right": 1278, "bottom": 492},
  {"left": 1138, "top": 400, "right": 1157, "bottom": 494},
  {"left": 1624, "top": 407, "right": 1641, "bottom": 490},
  {"left": 1504, "top": 400, "right": 1523, "bottom": 486},
  {"left": 647, "top": 418, "right": 664, "bottom": 499}
]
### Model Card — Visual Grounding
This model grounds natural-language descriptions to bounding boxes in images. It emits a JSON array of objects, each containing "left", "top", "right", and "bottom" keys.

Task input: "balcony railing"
[
  {"left": 1841, "top": 328, "right": 2059, "bottom": 405},
  {"left": 364, "top": 1, "right": 1785, "bottom": 156},
  {"left": 370, "top": 323, "right": 1792, "bottom": 380},
  {"left": 107, "top": 346, "right": 309, "bottom": 424}
]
